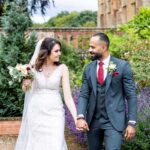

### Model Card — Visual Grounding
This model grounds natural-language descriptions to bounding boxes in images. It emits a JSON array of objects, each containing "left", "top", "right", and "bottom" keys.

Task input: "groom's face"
[{"left": 89, "top": 36, "right": 106, "bottom": 61}]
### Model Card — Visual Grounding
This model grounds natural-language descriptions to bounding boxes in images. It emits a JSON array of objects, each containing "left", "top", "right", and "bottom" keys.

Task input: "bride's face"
[{"left": 48, "top": 44, "right": 61, "bottom": 62}]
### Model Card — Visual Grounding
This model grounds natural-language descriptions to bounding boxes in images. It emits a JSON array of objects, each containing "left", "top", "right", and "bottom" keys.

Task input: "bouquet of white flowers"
[{"left": 8, "top": 64, "right": 35, "bottom": 87}]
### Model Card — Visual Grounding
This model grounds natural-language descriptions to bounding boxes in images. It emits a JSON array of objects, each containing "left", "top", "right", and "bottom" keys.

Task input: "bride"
[{"left": 15, "top": 37, "right": 77, "bottom": 150}]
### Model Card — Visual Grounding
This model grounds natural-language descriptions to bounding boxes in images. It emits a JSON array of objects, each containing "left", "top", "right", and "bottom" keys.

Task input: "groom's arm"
[
  {"left": 122, "top": 62, "right": 137, "bottom": 123},
  {"left": 122, "top": 62, "right": 137, "bottom": 140},
  {"left": 77, "top": 65, "right": 91, "bottom": 118},
  {"left": 77, "top": 65, "right": 90, "bottom": 131}
]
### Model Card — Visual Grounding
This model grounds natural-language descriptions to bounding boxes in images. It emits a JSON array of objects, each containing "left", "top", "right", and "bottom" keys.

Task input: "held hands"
[
  {"left": 76, "top": 118, "right": 89, "bottom": 132},
  {"left": 22, "top": 79, "right": 32, "bottom": 92},
  {"left": 124, "top": 125, "right": 136, "bottom": 140}
]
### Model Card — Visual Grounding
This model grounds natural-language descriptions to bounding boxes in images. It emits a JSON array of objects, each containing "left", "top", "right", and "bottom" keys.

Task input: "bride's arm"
[{"left": 62, "top": 64, "right": 77, "bottom": 124}]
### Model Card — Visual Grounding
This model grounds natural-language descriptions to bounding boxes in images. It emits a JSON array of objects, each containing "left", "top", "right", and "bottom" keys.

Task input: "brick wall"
[
  {"left": 0, "top": 118, "right": 87, "bottom": 150},
  {"left": 0, "top": 27, "right": 115, "bottom": 50}
]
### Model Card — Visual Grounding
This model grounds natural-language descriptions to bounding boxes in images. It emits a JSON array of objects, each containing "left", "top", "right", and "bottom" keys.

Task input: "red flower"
[{"left": 26, "top": 66, "right": 31, "bottom": 71}]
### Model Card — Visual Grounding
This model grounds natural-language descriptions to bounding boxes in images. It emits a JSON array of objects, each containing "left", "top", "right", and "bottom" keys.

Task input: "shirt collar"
[{"left": 97, "top": 55, "right": 110, "bottom": 66}]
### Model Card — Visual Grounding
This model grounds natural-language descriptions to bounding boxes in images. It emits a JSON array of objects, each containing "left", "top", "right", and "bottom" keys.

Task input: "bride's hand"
[{"left": 22, "top": 79, "right": 32, "bottom": 92}]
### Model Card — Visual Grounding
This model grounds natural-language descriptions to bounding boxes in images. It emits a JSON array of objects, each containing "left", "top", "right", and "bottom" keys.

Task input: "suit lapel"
[
  {"left": 90, "top": 61, "right": 97, "bottom": 96},
  {"left": 105, "top": 56, "right": 115, "bottom": 95},
  {"left": 105, "top": 72, "right": 112, "bottom": 95}
]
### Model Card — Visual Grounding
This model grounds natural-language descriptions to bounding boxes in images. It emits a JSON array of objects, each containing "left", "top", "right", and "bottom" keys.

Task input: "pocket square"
[{"left": 112, "top": 72, "right": 119, "bottom": 76}]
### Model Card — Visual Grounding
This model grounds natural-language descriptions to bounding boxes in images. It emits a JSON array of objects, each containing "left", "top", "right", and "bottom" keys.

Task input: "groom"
[{"left": 76, "top": 33, "right": 137, "bottom": 150}]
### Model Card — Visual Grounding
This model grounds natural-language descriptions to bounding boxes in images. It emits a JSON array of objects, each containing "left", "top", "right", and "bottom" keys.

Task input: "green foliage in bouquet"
[{"left": 0, "top": 0, "right": 36, "bottom": 117}]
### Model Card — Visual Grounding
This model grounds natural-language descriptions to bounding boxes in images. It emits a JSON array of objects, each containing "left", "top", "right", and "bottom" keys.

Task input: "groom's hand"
[
  {"left": 124, "top": 125, "right": 136, "bottom": 140},
  {"left": 76, "top": 119, "right": 89, "bottom": 131}
]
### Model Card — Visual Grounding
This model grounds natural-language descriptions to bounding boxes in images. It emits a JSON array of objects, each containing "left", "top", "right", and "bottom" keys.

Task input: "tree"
[
  {"left": 34, "top": 10, "right": 97, "bottom": 27},
  {"left": 30, "top": 0, "right": 55, "bottom": 15},
  {"left": 0, "top": 0, "right": 54, "bottom": 16},
  {"left": 0, "top": 1, "right": 36, "bottom": 117}
]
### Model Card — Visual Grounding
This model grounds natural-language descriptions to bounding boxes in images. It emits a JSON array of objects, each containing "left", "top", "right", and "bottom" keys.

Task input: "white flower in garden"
[
  {"left": 8, "top": 66, "right": 14, "bottom": 76},
  {"left": 9, "top": 81, "right": 13, "bottom": 86},
  {"left": 124, "top": 52, "right": 130, "bottom": 56},
  {"left": 13, "top": 75, "right": 18, "bottom": 79}
]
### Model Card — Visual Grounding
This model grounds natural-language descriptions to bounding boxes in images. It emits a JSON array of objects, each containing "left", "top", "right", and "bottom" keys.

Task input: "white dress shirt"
[{"left": 97, "top": 55, "right": 110, "bottom": 80}]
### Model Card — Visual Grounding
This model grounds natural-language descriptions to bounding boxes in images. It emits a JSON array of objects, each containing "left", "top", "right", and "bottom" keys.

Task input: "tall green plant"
[
  {"left": 60, "top": 40, "right": 82, "bottom": 71},
  {"left": 121, "top": 39, "right": 150, "bottom": 88},
  {"left": 119, "top": 7, "right": 150, "bottom": 39},
  {"left": 117, "top": 7, "right": 150, "bottom": 88},
  {"left": 0, "top": 0, "right": 36, "bottom": 117},
  {"left": 60, "top": 40, "right": 88, "bottom": 87}
]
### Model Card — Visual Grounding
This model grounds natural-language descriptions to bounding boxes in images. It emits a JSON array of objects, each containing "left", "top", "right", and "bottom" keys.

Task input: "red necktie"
[{"left": 98, "top": 61, "right": 104, "bottom": 85}]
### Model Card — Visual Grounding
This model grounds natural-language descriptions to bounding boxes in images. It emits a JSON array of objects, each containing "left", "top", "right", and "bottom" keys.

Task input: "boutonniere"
[{"left": 108, "top": 61, "right": 117, "bottom": 75}]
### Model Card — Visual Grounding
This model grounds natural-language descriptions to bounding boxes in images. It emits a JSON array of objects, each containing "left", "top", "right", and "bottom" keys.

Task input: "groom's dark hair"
[{"left": 93, "top": 32, "right": 110, "bottom": 50}]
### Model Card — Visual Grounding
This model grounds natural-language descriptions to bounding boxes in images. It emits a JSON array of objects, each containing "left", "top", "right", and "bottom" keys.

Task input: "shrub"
[
  {"left": 122, "top": 87, "right": 150, "bottom": 150},
  {"left": 60, "top": 40, "right": 87, "bottom": 87},
  {"left": 61, "top": 40, "right": 82, "bottom": 72},
  {"left": 119, "top": 7, "right": 150, "bottom": 39},
  {"left": 121, "top": 39, "right": 150, "bottom": 88},
  {"left": 116, "top": 7, "right": 150, "bottom": 88},
  {"left": 0, "top": 1, "right": 36, "bottom": 117}
]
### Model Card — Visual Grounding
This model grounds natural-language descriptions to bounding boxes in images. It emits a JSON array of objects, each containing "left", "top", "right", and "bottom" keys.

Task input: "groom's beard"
[{"left": 90, "top": 52, "right": 103, "bottom": 61}]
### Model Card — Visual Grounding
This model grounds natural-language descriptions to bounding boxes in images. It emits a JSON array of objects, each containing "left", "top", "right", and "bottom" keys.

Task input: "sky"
[{"left": 30, "top": 0, "right": 98, "bottom": 24}]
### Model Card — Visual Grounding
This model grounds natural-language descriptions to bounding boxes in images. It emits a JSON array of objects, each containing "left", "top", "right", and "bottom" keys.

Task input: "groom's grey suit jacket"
[{"left": 77, "top": 56, "right": 137, "bottom": 131}]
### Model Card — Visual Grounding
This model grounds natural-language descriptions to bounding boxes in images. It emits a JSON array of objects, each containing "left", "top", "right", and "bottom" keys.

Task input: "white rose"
[
  {"left": 15, "top": 64, "right": 22, "bottom": 71},
  {"left": 109, "top": 64, "right": 116, "bottom": 69},
  {"left": 21, "top": 68, "right": 28, "bottom": 76}
]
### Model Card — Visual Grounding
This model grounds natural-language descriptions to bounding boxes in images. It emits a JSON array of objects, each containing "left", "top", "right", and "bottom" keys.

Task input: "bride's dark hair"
[{"left": 35, "top": 37, "right": 61, "bottom": 71}]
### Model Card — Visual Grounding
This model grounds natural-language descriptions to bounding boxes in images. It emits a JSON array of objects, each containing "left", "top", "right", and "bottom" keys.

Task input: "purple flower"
[
  {"left": 137, "top": 87, "right": 150, "bottom": 121},
  {"left": 65, "top": 87, "right": 86, "bottom": 143}
]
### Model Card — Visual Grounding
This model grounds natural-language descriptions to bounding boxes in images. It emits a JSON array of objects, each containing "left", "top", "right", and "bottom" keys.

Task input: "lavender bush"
[
  {"left": 65, "top": 84, "right": 150, "bottom": 149},
  {"left": 122, "top": 87, "right": 150, "bottom": 150},
  {"left": 64, "top": 87, "right": 87, "bottom": 143}
]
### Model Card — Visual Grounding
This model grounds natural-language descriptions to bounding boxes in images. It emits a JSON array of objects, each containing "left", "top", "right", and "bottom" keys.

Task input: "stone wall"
[{"left": 97, "top": 0, "right": 150, "bottom": 28}]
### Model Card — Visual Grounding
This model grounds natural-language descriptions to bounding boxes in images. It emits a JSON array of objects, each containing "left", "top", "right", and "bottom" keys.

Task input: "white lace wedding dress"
[{"left": 15, "top": 65, "right": 68, "bottom": 150}]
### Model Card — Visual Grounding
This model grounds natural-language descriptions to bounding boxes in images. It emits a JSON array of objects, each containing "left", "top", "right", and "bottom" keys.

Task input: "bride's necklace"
[{"left": 42, "top": 65, "right": 56, "bottom": 78}]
